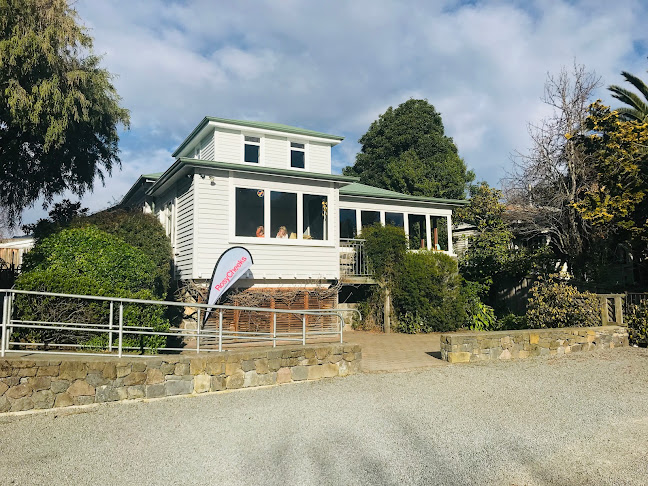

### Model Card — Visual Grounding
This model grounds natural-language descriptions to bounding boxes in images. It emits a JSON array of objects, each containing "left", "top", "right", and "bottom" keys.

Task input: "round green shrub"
[
  {"left": 525, "top": 277, "right": 600, "bottom": 328},
  {"left": 14, "top": 227, "right": 170, "bottom": 352},
  {"left": 71, "top": 209, "right": 173, "bottom": 297}
]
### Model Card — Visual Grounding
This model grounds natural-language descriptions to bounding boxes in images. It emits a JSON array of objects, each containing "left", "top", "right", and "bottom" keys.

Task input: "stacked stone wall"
[
  {"left": 440, "top": 326, "right": 628, "bottom": 363},
  {"left": 0, "top": 343, "right": 361, "bottom": 413}
]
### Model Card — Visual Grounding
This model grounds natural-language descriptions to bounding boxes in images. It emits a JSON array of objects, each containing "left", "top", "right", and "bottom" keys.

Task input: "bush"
[
  {"left": 525, "top": 277, "right": 600, "bottom": 328},
  {"left": 393, "top": 251, "right": 465, "bottom": 332},
  {"left": 72, "top": 209, "right": 173, "bottom": 297},
  {"left": 461, "top": 279, "right": 498, "bottom": 331},
  {"left": 361, "top": 224, "right": 407, "bottom": 284},
  {"left": 627, "top": 301, "right": 648, "bottom": 346},
  {"left": 14, "top": 227, "right": 170, "bottom": 352}
]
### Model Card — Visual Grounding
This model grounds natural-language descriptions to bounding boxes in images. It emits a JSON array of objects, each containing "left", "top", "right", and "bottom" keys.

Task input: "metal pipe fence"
[
  {"left": 0, "top": 289, "right": 361, "bottom": 358},
  {"left": 340, "top": 238, "right": 371, "bottom": 277}
]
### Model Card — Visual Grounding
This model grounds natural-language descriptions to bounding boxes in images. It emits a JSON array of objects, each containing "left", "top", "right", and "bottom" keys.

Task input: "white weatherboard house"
[{"left": 121, "top": 117, "right": 466, "bottom": 305}]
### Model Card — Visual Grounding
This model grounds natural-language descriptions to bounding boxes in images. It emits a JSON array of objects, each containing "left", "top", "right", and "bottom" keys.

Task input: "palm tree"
[{"left": 608, "top": 71, "right": 648, "bottom": 122}]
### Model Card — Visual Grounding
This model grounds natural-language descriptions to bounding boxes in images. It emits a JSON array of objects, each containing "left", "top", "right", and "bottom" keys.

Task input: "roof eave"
[
  {"left": 339, "top": 192, "right": 468, "bottom": 207},
  {"left": 147, "top": 158, "right": 359, "bottom": 197}
]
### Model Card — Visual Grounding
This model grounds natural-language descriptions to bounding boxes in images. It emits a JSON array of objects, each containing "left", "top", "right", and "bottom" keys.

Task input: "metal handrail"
[{"left": 0, "top": 289, "right": 359, "bottom": 358}]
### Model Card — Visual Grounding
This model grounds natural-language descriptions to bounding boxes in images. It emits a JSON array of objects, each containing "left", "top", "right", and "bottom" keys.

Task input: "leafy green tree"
[
  {"left": 575, "top": 101, "right": 648, "bottom": 282},
  {"left": 608, "top": 70, "right": 648, "bottom": 122},
  {"left": 343, "top": 99, "right": 474, "bottom": 199},
  {"left": 456, "top": 182, "right": 515, "bottom": 292},
  {"left": 0, "top": 0, "right": 130, "bottom": 224}
]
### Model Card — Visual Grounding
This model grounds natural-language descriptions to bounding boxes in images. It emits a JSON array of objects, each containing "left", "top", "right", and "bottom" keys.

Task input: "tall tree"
[
  {"left": 343, "top": 99, "right": 474, "bottom": 200},
  {"left": 503, "top": 63, "right": 601, "bottom": 274},
  {"left": 0, "top": 0, "right": 130, "bottom": 224},
  {"left": 608, "top": 70, "right": 648, "bottom": 122},
  {"left": 575, "top": 101, "right": 648, "bottom": 283}
]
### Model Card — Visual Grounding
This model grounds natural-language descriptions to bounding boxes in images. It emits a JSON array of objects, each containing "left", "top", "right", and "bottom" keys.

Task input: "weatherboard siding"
[
  {"left": 263, "top": 135, "right": 289, "bottom": 169},
  {"left": 214, "top": 128, "right": 240, "bottom": 164},
  {"left": 175, "top": 177, "right": 194, "bottom": 280},
  {"left": 308, "top": 142, "right": 331, "bottom": 174},
  {"left": 191, "top": 171, "right": 339, "bottom": 280},
  {"left": 199, "top": 132, "right": 215, "bottom": 160}
]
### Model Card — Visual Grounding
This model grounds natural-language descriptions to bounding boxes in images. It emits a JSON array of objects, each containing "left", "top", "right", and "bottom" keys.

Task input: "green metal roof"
[
  {"left": 340, "top": 182, "right": 468, "bottom": 206},
  {"left": 172, "top": 116, "right": 344, "bottom": 157},
  {"left": 148, "top": 158, "right": 358, "bottom": 196},
  {"left": 120, "top": 172, "right": 164, "bottom": 206}
]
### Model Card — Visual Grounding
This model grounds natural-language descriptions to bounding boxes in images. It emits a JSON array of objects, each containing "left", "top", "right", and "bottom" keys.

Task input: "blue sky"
[{"left": 17, "top": 0, "right": 648, "bottom": 227}]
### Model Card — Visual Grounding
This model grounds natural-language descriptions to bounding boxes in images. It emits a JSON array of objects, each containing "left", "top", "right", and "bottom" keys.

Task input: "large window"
[
  {"left": 361, "top": 210, "right": 380, "bottom": 228},
  {"left": 303, "top": 194, "right": 328, "bottom": 240},
  {"left": 290, "top": 142, "right": 305, "bottom": 169},
  {"left": 385, "top": 212, "right": 404, "bottom": 229},
  {"left": 408, "top": 214, "right": 427, "bottom": 249},
  {"left": 271, "top": 192, "right": 297, "bottom": 239},
  {"left": 339, "top": 209, "right": 357, "bottom": 239},
  {"left": 235, "top": 187, "right": 329, "bottom": 242},
  {"left": 235, "top": 188, "right": 265, "bottom": 237},
  {"left": 244, "top": 136, "right": 260, "bottom": 163}
]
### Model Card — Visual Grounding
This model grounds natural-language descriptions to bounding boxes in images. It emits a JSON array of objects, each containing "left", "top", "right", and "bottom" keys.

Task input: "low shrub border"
[{"left": 440, "top": 325, "right": 628, "bottom": 363}]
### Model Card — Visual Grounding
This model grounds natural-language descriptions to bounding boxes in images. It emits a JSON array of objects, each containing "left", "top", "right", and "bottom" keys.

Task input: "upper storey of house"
[{"left": 172, "top": 117, "right": 344, "bottom": 175}]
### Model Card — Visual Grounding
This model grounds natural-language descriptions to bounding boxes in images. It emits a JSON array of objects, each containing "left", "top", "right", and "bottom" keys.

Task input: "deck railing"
[
  {"left": 0, "top": 289, "right": 361, "bottom": 358},
  {"left": 339, "top": 238, "right": 372, "bottom": 277}
]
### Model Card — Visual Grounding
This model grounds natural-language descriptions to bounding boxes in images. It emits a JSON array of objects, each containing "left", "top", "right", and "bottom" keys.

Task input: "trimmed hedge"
[{"left": 393, "top": 251, "right": 465, "bottom": 332}]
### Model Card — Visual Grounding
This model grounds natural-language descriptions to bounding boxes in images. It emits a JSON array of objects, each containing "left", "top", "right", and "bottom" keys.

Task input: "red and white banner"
[{"left": 204, "top": 247, "right": 253, "bottom": 321}]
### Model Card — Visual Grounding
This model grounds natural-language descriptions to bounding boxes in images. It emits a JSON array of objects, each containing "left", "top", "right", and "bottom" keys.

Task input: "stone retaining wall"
[
  {"left": 440, "top": 326, "right": 628, "bottom": 363},
  {"left": 0, "top": 343, "right": 361, "bottom": 413}
]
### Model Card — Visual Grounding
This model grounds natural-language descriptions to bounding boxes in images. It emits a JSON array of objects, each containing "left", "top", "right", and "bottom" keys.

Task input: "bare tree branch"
[{"left": 502, "top": 62, "right": 601, "bottom": 269}]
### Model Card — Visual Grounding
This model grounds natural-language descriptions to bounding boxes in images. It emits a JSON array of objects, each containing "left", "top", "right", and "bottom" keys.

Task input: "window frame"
[
  {"left": 287, "top": 140, "right": 308, "bottom": 170},
  {"left": 230, "top": 184, "right": 334, "bottom": 247},
  {"left": 241, "top": 133, "right": 263, "bottom": 165}
]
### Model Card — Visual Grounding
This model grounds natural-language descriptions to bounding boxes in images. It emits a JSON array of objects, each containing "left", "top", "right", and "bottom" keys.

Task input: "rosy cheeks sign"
[{"left": 205, "top": 247, "right": 254, "bottom": 317}]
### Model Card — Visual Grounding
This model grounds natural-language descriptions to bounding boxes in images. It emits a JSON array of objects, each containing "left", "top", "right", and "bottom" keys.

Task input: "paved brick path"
[{"left": 344, "top": 330, "right": 447, "bottom": 372}]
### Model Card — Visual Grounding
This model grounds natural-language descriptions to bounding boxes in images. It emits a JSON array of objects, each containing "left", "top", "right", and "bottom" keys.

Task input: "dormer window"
[
  {"left": 290, "top": 142, "right": 305, "bottom": 169},
  {"left": 244, "top": 136, "right": 261, "bottom": 163}
]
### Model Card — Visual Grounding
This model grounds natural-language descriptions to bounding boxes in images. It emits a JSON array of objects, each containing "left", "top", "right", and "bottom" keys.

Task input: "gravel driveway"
[{"left": 1, "top": 347, "right": 647, "bottom": 485}]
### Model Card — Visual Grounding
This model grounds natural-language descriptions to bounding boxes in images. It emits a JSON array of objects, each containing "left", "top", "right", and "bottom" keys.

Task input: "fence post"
[
  {"left": 1, "top": 294, "right": 7, "bottom": 357},
  {"left": 196, "top": 308, "right": 201, "bottom": 354},
  {"left": 273, "top": 311, "right": 277, "bottom": 348},
  {"left": 118, "top": 302, "right": 124, "bottom": 358},
  {"left": 599, "top": 296, "right": 609, "bottom": 325},
  {"left": 218, "top": 310, "right": 223, "bottom": 352},
  {"left": 340, "top": 314, "right": 344, "bottom": 344},
  {"left": 614, "top": 295, "right": 624, "bottom": 325},
  {"left": 108, "top": 301, "right": 114, "bottom": 352},
  {"left": 302, "top": 314, "right": 306, "bottom": 345}
]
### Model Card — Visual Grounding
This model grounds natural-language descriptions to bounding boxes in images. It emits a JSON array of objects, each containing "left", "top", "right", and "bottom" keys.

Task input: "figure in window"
[{"left": 276, "top": 226, "right": 288, "bottom": 239}]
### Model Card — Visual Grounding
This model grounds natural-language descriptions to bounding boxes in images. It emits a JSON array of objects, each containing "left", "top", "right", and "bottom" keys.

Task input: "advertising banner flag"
[{"left": 204, "top": 247, "right": 253, "bottom": 323}]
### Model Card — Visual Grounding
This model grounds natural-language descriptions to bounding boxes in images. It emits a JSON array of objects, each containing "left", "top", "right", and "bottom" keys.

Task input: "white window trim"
[
  {"left": 287, "top": 140, "right": 308, "bottom": 170},
  {"left": 230, "top": 185, "right": 333, "bottom": 247},
  {"left": 241, "top": 132, "right": 264, "bottom": 165}
]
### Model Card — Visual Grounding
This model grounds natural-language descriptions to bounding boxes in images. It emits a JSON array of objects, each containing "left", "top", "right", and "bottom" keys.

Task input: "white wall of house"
[
  {"left": 186, "top": 169, "right": 340, "bottom": 281},
  {"left": 184, "top": 126, "right": 334, "bottom": 175}
]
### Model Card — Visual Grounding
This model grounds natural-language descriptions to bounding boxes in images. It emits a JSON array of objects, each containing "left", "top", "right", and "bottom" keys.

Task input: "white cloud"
[{"left": 15, "top": 0, "right": 648, "bottom": 228}]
